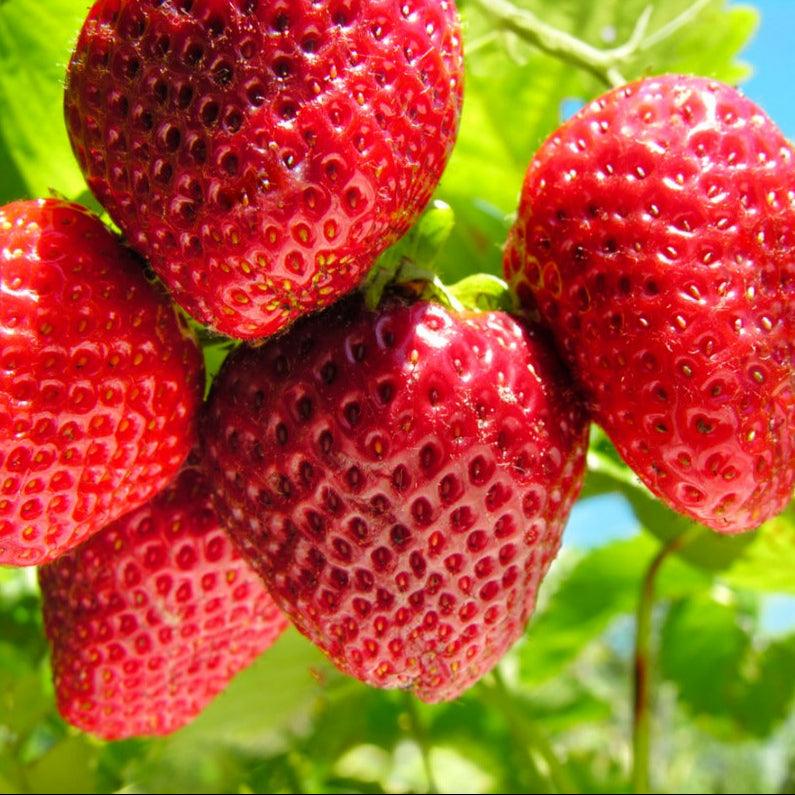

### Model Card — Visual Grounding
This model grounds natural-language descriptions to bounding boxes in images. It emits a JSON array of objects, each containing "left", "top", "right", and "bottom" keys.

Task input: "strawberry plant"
[{"left": 0, "top": 1, "right": 793, "bottom": 794}]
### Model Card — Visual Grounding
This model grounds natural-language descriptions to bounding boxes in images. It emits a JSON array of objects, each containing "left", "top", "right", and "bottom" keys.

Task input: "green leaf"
[
  {"left": 733, "top": 633, "right": 795, "bottom": 737},
  {"left": 429, "top": 691, "right": 558, "bottom": 793},
  {"left": 364, "top": 201, "right": 457, "bottom": 309},
  {"left": 202, "top": 340, "right": 238, "bottom": 399},
  {"left": 412, "top": 201, "right": 456, "bottom": 267},
  {"left": 586, "top": 427, "right": 646, "bottom": 492},
  {"left": 624, "top": 1, "right": 758, "bottom": 85},
  {"left": 0, "top": 770, "right": 23, "bottom": 795},
  {"left": 435, "top": 85, "right": 523, "bottom": 280},
  {"left": 661, "top": 594, "right": 795, "bottom": 738},
  {"left": 375, "top": 200, "right": 456, "bottom": 273},
  {"left": 522, "top": 676, "right": 612, "bottom": 733},
  {"left": 298, "top": 687, "right": 407, "bottom": 786},
  {"left": 24, "top": 736, "right": 100, "bottom": 795},
  {"left": 659, "top": 594, "right": 750, "bottom": 721},
  {"left": 0, "top": 666, "right": 53, "bottom": 739},
  {"left": 723, "top": 503, "right": 795, "bottom": 594},
  {"left": 0, "top": 141, "right": 27, "bottom": 206},
  {"left": 519, "top": 535, "right": 707, "bottom": 684},
  {"left": 449, "top": 273, "right": 513, "bottom": 312},
  {"left": 0, "top": 571, "right": 48, "bottom": 665},
  {"left": 0, "top": 0, "right": 86, "bottom": 202},
  {"left": 626, "top": 494, "right": 756, "bottom": 572}
]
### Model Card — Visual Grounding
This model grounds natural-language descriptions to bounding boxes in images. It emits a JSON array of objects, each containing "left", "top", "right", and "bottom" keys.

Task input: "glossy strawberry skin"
[
  {"left": 203, "top": 297, "right": 588, "bottom": 701},
  {"left": 39, "top": 462, "right": 287, "bottom": 741},
  {"left": 505, "top": 75, "right": 795, "bottom": 534},
  {"left": 0, "top": 199, "right": 203, "bottom": 566},
  {"left": 64, "top": 0, "right": 464, "bottom": 340}
]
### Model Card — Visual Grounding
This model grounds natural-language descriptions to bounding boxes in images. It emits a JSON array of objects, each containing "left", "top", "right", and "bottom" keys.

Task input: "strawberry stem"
[
  {"left": 637, "top": 0, "right": 713, "bottom": 52},
  {"left": 362, "top": 257, "right": 401, "bottom": 311},
  {"left": 397, "top": 261, "right": 467, "bottom": 313},
  {"left": 631, "top": 524, "right": 705, "bottom": 793},
  {"left": 472, "top": 0, "right": 713, "bottom": 89},
  {"left": 471, "top": 0, "right": 651, "bottom": 87},
  {"left": 363, "top": 201, "right": 456, "bottom": 310},
  {"left": 488, "top": 667, "right": 577, "bottom": 794},
  {"left": 403, "top": 692, "right": 438, "bottom": 794}
]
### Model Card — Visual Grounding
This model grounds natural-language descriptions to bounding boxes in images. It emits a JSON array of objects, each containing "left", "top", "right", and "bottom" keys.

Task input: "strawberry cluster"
[{"left": 0, "top": 0, "right": 792, "bottom": 740}]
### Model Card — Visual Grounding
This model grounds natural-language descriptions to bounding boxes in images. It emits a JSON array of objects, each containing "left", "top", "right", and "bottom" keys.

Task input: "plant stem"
[
  {"left": 472, "top": 0, "right": 718, "bottom": 90},
  {"left": 471, "top": 0, "right": 652, "bottom": 88},
  {"left": 489, "top": 667, "right": 577, "bottom": 794},
  {"left": 403, "top": 691, "right": 438, "bottom": 794},
  {"left": 465, "top": 29, "right": 502, "bottom": 57},
  {"left": 638, "top": 0, "right": 712, "bottom": 50},
  {"left": 631, "top": 524, "right": 704, "bottom": 793},
  {"left": 397, "top": 260, "right": 466, "bottom": 313}
]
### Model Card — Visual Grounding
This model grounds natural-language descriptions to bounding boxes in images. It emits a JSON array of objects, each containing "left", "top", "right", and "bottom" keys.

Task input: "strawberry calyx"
[
  {"left": 187, "top": 197, "right": 517, "bottom": 399},
  {"left": 448, "top": 273, "right": 517, "bottom": 314},
  {"left": 362, "top": 200, "right": 515, "bottom": 315},
  {"left": 362, "top": 200, "right": 454, "bottom": 309}
]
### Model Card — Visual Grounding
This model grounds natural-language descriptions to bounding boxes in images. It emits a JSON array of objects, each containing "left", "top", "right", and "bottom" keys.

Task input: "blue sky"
[{"left": 741, "top": 0, "right": 795, "bottom": 136}]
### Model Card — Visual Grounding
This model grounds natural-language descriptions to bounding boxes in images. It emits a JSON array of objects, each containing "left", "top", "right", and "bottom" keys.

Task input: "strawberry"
[
  {"left": 0, "top": 199, "right": 203, "bottom": 566},
  {"left": 39, "top": 460, "right": 287, "bottom": 740},
  {"left": 64, "top": 0, "right": 464, "bottom": 340},
  {"left": 504, "top": 75, "right": 794, "bottom": 534},
  {"left": 202, "top": 296, "right": 588, "bottom": 701}
]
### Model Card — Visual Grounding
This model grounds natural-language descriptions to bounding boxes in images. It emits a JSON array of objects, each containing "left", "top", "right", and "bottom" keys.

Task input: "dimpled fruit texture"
[
  {"left": 65, "top": 0, "right": 464, "bottom": 340},
  {"left": 0, "top": 199, "right": 203, "bottom": 567},
  {"left": 39, "top": 462, "right": 288, "bottom": 740},
  {"left": 203, "top": 297, "right": 588, "bottom": 701},
  {"left": 505, "top": 75, "right": 795, "bottom": 534}
]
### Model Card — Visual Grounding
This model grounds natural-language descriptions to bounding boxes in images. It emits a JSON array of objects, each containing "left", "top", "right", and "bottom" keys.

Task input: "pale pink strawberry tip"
[
  {"left": 39, "top": 464, "right": 287, "bottom": 741},
  {"left": 505, "top": 74, "right": 795, "bottom": 534},
  {"left": 65, "top": 0, "right": 465, "bottom": 340},
  {"left": 203, "top": 296, "right": 589, "bottom": 701}
]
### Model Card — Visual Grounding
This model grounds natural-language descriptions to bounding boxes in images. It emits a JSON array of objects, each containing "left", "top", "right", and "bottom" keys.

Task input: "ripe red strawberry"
[
  {"left": 64, "top": 0, "right": 464, "bottom": 340},
  {"left": 202, "top": 296, "right": 588, "bottom": 701},
  {"left": 39, "top": 461, "right": 288, "bottom": 740},
  {"left": 0, "top": 199, "right": 203, "bottom": 566},
  {"left": 504, "top": 75, "right": 794, "bottom": 534}
]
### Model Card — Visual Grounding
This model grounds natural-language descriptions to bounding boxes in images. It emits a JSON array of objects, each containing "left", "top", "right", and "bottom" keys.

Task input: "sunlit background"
[{"left": 0, "top": 1, "right": 793, "bottom": 792}]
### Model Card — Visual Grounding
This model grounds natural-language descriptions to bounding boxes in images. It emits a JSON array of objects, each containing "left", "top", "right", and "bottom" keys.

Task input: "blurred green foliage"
[{"left": 0, "top": 0, "right": 793, "bottom": 793}]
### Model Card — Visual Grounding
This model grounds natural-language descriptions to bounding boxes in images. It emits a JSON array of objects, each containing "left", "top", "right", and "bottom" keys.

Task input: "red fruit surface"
[
  {"left": 203, "top": 297, "right": 588, "bottom": 701},
  {"left": 39, "top": 462, "right": 288, "bottom": 740},
  {"left": 505, "top": 75, "right": 795, "bottom": 534},
  {"left": 65, "top": 0, "right": 464, "bottom": 340},
  {"left": 0, "top": 199, "right": 203, "bottom": 566}
]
